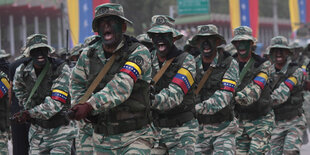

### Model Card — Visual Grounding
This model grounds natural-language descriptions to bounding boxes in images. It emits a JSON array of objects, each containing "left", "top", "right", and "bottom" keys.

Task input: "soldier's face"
[
  {"left": 151, "top": 33, "right": 173, "bottom": 57},
  {"left": 271, "top": 48, "right": 289, "bottom": 65},
  {"left": 30, "top": 47, "right": 48, "bottom": 68},
  {"left": 98, "top": 16, "right": 124, "bottom": 48},
  {"left": 197, "top": 37, "right": 217, "bottom": 58},
  {"left": 233, "top": 40, "right": 253, "bottom": 58}
]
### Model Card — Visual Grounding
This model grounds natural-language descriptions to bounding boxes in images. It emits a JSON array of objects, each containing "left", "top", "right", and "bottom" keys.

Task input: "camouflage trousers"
[
  {"left": 0, "top": 131, "right": 8, "bottom": 155},
  {"left": 270, "top": 114, "right": 306, "bottom": 155},
  {"left": 236, "top": 110, "right": 275, "bottom": 155},
  {"left": 76, "top": 120, "right": 94, "bottom": 155},
  {"left": 151, "top": 119, "right": 199, "bottom": 155},
  {"left": 28, "top": 122, "right": 78, "bottom": 155},
  {"left": 93, "top": 124, "right": 156, "bottom": 154},
  {"left": 302, "top": 91, "right": 310, "bottom": 129},
  {"left": 195, "top": 118, "right": 238, "bottom": 155}
]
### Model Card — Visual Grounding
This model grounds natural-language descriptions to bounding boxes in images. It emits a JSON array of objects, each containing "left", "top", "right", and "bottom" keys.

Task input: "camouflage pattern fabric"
[
  {"left": 70, "top": 37, "right": 155, "bottom": 154},
  {"left": 236, "top": 111, "right": 275, "bottom": 155},
  {"left": 75, "top": 120, "right": 94, "bottom": 154},
  {"left": 0, "top": 49, "right": 10, "bottom": 58},
  {"left": 270, "top": 115, "right": 306, "bottom": 154},
  {"left": 194, "top": 53, "right": 239, "bottom": 155},
  {"left": 235, "top": 60, "right": 273, "bottom": 106},
  {"left": 150, "top": 50, "right": 198, "bottom": 154},
  {"left": 13, "top": 62, "right": 77, "bottom": 154},
  {"left": 0, "top": 131, "right": 8, "bottom": 154},
  {"left": 0, "top": 71, "right": 9, "bottom": 154},
  {"left": 270, "top": 59, "right": 306, "bottom": 154},
  {"left": 270, "top": 59, "right": 303, "bottom": 106},
  {"left": 234, "top": 60, "right": 274, "bottom": 154}
]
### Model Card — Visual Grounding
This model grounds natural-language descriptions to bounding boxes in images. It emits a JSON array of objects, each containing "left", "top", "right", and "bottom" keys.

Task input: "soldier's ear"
[{"left": 122, "top": 22, "right": 127, "bottom": 33}]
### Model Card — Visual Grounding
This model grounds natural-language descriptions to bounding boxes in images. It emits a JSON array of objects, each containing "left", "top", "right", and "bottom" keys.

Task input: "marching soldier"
[
  {"left": 147, "top": 15, "right": 198, "bottom": 154},
  {"left": 13, "top": 34, "right": 77, "bottom": 154},
  {"left": 231, "top": 26, "right": 274, "bottom": 154},
  {"left": 69, "top": 3, "right": 155, "bottom": 154},
  {"left": 192, "top": 24, "right": 239, "bottom": 155},
  {"left": 269, "top": 36, "right": 306, "bottom": 154},
  {"left": 0, "top": 49, "right": 10, "bottom": 154}
]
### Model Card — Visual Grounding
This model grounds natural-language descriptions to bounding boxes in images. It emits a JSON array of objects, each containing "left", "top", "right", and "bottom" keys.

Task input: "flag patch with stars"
[
  {"left": 51, "top": 89, "right": 68, "bottom": 104},
  {"left": 0, "top": 78, "right": 10, "bottom": 98},
  {"left": 254, "top": 72, "right": 268, "bottom": 89},
  {"left": 120, "top": 61, "right": 142, "bottom": 82},
  {"left": 285, "top": 76, "right": 297, "bottom": 91},
  {"left": 221, "top": 79, "right": 236, "bottom": 92},
  {"left": 172, "top": 68, "right": 194, "bottom": 94}
]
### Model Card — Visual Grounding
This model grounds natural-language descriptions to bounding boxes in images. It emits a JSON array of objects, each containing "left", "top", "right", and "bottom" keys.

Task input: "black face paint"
[
  {"left": 151, "top": 33, "right": 173, "bottom": 57},
  {"left": 199, "top": 38, "right": 216, "bottom": 58},
  {"left": 30, "top": 47, "right": 49, "bottom": 67},
  {"left": 234, "top": 40, "right": 252, "bottom": 58},
  {"left": 98, "top": 16, "right": 123, "bottom": 49}
]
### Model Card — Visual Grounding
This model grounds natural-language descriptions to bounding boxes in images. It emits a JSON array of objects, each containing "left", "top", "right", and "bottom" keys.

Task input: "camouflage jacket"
[
  {"left": 195, "top": 53, "right": 239, "bottom": 115},
  {"left": 234, "top": 57, "right": 273, "bottom": 106},
  {"left": 70, "top": 36, "right": 152, "bottom": 112},
  {"left": 271, "top": 59, "right": 304, "bottom": 106},
  {"left": 150, "top": 49, "right": 196, "bottom": 110},
  {"left": 13, "top": 60, "right": 70, "bottom": 120}
]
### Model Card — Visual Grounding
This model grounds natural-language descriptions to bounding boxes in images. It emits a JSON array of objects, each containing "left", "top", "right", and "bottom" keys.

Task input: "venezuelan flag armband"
[
  {"left": 253, "top": 72, "right": 268, "bottom": 89},
  {"left": 302, "top": 65, "right": 307, "bottom": 76},
  {"left": 171, "top": 68, "right": 194, "bottom": 94},
  {"left": 0, "top": 77, "right": 10, "bottom": 98},
  {"left": 120, "top": 61, "right": 142, "bottom": 82},
  {"left": 221, "top": 79, "right": 236, "bottom": 92},
  {"left": 285, "top": 76, "right": 297, "bottom": 91},
  {"left": 51, "top": 89, "right": 68, "bottom": 104}
]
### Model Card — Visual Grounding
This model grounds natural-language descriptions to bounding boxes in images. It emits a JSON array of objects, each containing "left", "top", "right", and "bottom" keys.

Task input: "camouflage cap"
[
  {"left": 0, "top": 49, "right": 10, "bottom": 58},
  {"left": 136, "top": 34, "right": 152, "bottom": 44},
  {"left": 70, "top": 44, "right": 83, "bottom": 57},
  {"left": 23, "top": 34, "right": 55, "bottom": 57},
  {"left": 92, "top": 3, "right": 132, "bottom": 32},
  {"left": 224, "top": 43, "right": 237, "bottom": 55},
  {"left": 269, "top": 36, "right": 291, "bottom": 52},
  {"left": 147, "top": 15, "right": 183, "bottom": 40},
  {"left": 191, "top": 24, "right": 226, "bottom": 46},
  {"left": 231, "top": 26, "right": 256, "bottom": 42},
  {"left": 289, "top": 41, "right": 303, "bottom": 50},
  {"left": 84, "top": 35, "right": 101, "bottom": 46},
  {"left": 184, "top": 37, "right": 194, "bottom": 51},
  {"left": 57, "top": 48, "right": 67, "bottom": 56}
]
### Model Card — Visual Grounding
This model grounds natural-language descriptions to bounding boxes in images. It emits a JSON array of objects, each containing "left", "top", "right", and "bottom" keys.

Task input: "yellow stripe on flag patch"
[
  {"left": 1, "top": 78, "right": 10, "bottom": 89},
  {"left": 52, "top": 89, "right": 68, "bottom": 96},
  {"left": 257, "top": 72, "right": 268, "bottom": 80},
  {"left": 125, "top": 62, "right": 142, "bottom": 75},
  {"left": 222, "top": 79, "right": 236, "bottom": 85},
  {"left": 177, "top": 68, "right": 194, "bottom": 85},
  {"left": 288, "top": 76, "right": 297, "bottom": 85}
]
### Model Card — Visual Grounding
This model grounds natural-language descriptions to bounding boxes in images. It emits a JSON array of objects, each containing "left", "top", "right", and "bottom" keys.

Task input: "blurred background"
[{"left": 0, "top": 0, "right": 309, "bottom": 59}]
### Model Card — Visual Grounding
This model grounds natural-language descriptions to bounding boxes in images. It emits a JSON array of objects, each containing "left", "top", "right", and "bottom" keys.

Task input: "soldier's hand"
[
  {"left": 12, "top": 110, "right": 31, "bottom": 123},
  {"left": 70, "top": 102, "right": 93, "bottom": 120}
]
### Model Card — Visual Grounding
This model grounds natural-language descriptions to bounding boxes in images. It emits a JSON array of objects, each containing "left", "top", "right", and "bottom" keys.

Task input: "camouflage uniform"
[
  {"left": 70, "top": 3, "right": 155, "bottom": 154},
  {"left": 69, "top": 40, "right": 94, "bottom": 154},
  {"left": 269, "top": 36, "right": 306, "bottom": 154},
  {"left": 137, "top": 34, "right": 154, "bottom": 51},
  {"left": 231, "top": 26, "right": 274, "bottom": 155},
  {"left": 13, "top": 34, "right": 77, "bottom": 154},
  {"left": 147, "top": 15, "right": 198, "bottom": 155},
  {"left": 0, "top": 50, "right": 10, "bottom": 154},
  {"left": 191, "top": 25, "right": 239, "bottom": 155}
]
